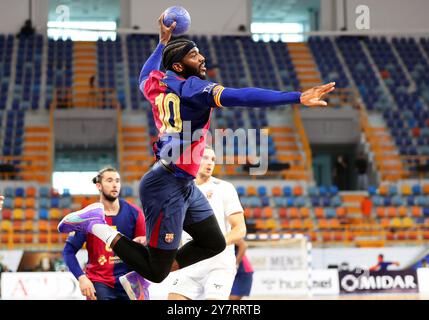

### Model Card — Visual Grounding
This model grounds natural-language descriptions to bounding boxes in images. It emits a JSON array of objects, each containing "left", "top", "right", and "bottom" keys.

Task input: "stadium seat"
[
  {"left": 400, "top": 184, "right": 411, "bottom": 195},
  {"left": 314, "top": 207, "right": 325, "bottom": 219},
  {"left": 300, "top": 207, "right": 310, "bottom": 219},
  {"left": 271, "top": 186, "right": 281, "bottom": 197},
  {"left": 376, "top": 207, "right": 386, "bottom": 218},
  {"left": 411, "top": 206, "right": 423, "bottom": 217},
  {"left": 398, "top": 206, "right": 408, "bottom": 217},
  {"left": 257, "top": 186, "right": 267, "bottom": 196},
  {"left": 1, "top": 209, "right": 12, "bottom": 220},
  {"left": 12, "top": 209, "right": 24, "bottom": 220},
  {"left": 336, "top": 207, "right": 347, "bottom": 218},
  {"left": 26, "top": 186, "right": 36, "bottom": 197},
  {"left": 247, "top": 186, "right": 257, "bottom": 196},
  {"left": 25, "top": 197, "right": 36, "bottom": 208},
  {"left": 283, "top": 186, "right": 292, "bottom": 197},
  {"left": 14, "top": 197, "right": 24, "bottom": 208},
  {"left": 278, "top": 208, "right": 287, "bottom": 219},
  {"left": 412, "top": 184, "right": 422, "bottom": 195},
  {"left": 293, "top": 185, "right": 303, "bottom": 196},
  {"left": 288, "top": 207, "right": 300, "bottom": 219}
]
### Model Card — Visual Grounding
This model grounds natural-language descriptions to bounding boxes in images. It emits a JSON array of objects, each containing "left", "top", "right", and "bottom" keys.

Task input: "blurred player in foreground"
[
  {"left": 58, "top": 12, "right": 335, "bottom": 284},
  {"left": 230, "top": 239, "right": 254, "bottom": 300},
  {"left": 62, "top": 167, "right": 148, "bottom": 300}
]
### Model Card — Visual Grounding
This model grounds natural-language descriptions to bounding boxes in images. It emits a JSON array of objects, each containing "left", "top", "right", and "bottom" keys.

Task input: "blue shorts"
[
  {"left": 139, "top": 161, "right": 214, "bottom": 250},
  {"left": 93, "top": 282, "right": 129, "bottom": 300},
  {"left": 230, "top": 272, "right": 253, "bottom": 297}
]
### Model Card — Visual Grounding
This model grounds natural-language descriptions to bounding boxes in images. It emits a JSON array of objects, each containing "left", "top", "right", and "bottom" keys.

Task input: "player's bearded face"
[
  {"left": 180, "top": 48, "right": 206, "bottom": 80},
  {"left": 181, "top": 61, "right": 206, "bottom": 80},
  {"left": 99, "top": 173, "right": 121, "bottom": 202}
]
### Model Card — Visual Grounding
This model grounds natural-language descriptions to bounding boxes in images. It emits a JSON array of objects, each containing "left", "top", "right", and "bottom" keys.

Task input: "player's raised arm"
[
  {"left": 138, "top": 14, "right": 176, "bottom": 86},
  {"left": 215, "top": 82, "right": 336, "bottom": 108}
]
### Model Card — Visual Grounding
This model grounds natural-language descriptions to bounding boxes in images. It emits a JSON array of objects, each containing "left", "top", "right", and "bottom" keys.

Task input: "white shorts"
[{"left": 169, "top": 268, "right": 236, "bottom": 300}]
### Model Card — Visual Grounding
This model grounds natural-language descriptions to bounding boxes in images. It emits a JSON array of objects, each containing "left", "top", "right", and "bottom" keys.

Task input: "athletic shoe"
[
  {"left": 57, "top": 202, "right": 106, "bottom": 234},
  {"left": 119, "top": 271, "right": 150, "bottom": 300}
]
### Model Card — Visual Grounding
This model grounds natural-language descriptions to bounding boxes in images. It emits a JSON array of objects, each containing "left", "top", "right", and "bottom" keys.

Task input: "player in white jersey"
[{"left": 167, "top": 146, "right": 246, "bottom": 300}]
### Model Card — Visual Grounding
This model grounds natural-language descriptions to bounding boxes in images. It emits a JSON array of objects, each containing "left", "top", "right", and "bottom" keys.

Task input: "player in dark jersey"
[
  {"left": 230, "top": 239, "right": 254, "bottom": 300},
  {"left": 62, "top": 167, "right": 147, "bottom": 300},
  {"left": 58, "top": 13, "right": 335, "bottom": 284}
]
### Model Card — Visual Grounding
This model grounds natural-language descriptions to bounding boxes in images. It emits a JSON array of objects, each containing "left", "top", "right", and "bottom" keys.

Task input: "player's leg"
[
  {"left": 174, "top": 184, "right": 226, "bottom": 269},
  {"left": 204, "top": 269, "right": 236, "bottom": 300},
  {"left": 229, "top": 272, "right": 253, "bottom": 300},
  {"left": 168, "top": 272, "right": 203, "bottom": 300}
]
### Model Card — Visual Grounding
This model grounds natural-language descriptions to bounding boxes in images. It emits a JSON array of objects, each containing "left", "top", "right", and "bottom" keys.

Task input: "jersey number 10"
[{"left": 155, "top": 93, "right": 183, "bottom": 133}]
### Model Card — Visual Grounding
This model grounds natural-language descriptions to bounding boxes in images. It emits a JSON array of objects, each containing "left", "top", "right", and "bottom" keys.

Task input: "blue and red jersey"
[
  {"left": 63, "top": 199, "right": 146, "bottom": 288},
  {"left": 139, "top": 42, "right": 302, "bottom": 179},
  {"left": 142, "top": 69, "right": 224, "bottom": 179}
]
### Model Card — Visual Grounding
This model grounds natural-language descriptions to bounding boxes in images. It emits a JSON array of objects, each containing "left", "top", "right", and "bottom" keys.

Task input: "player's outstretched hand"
[
  {"left": 158, "top": 13, "right": 176, "bottom": 45},
  {"left": 300, "top": 82, "right": 336, "bottom": 107},
  {"left": 133, "top": 236, "right": 147, "bottom": 246}
]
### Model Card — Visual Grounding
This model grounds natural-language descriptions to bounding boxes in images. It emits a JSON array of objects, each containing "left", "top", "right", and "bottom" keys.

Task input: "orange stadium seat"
[
  {"left": 290, "top": 219, "right": 303, "bottom": 230},
  {"left": 381, "top": 218, "right": 390, "bottom": 228},
  {"left": 423, "top": 231, "right": 429, "bottom": 240},
  {"left": 288, "top": 207, "right": 300, "bottom": 219},
  {"left": 411, "top": 206, "right": 423, "bottom": 218},
  {"left": 247, "top": 186, "right": 257, "bottom": 196},
  {"left": 330, "top": 218, "right": 342, "bottom": 229},
  {"left": 13, "top": 233, "right": 23, "bottom": 244},
  {"left": 376, "top": 207, "right": 386, "bottom": 218},
  {"left": 38, "top": 220, "right": 49, "bottom": 233},
  {"left": 38, "top": 233, "right": 48, "bottom": 244},
  {"left": 336, "top": 207, "right": 347, "bottom": 218},
  {"left": 379, "top": 185, "right": 389, "bottom": 196},
  {"left": 24, "top": 233, "right": 34, "bottom": 244},
  {"left": 278, "top": 208, "right": 287, "bottom": 219},
  {"left": 398, "top": 206, "right": 408, "bottom": 217},
  {"left": 14, "top": 197, "right": 24, "bottom": 208},
  {"left": 51, "top": 233, "right": 60, "bottom": 243},
  {"left": 262, "top": 207, "right": 273, "bottom": 218},
  {"left": 423, "top": 184, "right": 429, "bottom": 195},
  {"left": 387, "top": 207, "right": 397, "bottom": 218},
  {"left": 25, "top": 197, "right": 36, "bottom": 209},
  {"left": 322, "top": 231, "right": 332, "bottom": 242},
  {"left": 280, "top": 219, "right": 289, "bottom": 230},
  {"left": 272, "top": 186, "right": 282, "bottom": 197},
  {"left": 23, "top": 221, "right": 34, "bottom": 232},
  {"left": 318, "top": 219, "right": 329, "bottom": 230},
  {"left": 293, "top": 185, "right": 303, "bottom": 196},
  {"left": 401, "top": 185, "right": 412, "bottom": 196},
  {"left": 314, "top": 207, "right": 324, "bottom": 219},
  {"left": 300, "top": 207, "right": 310, "bottom": 219},
  {"left": 26, "top": 186, "right": 36, "bottom": 197},
  {"left": 303, "top": 219, "right": 314, "bottom": 230}
]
